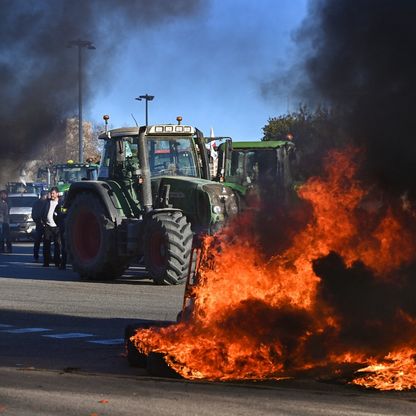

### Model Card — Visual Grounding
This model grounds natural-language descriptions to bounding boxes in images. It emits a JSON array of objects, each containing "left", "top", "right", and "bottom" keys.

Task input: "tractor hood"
[{"left": 151, "top": 175, "right": 239, "bottom": 233}]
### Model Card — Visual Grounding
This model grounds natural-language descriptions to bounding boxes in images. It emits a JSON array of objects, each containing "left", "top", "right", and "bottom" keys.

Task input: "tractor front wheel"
[{"left": 144, "top": 211, "right": 193, "bottom": 285}]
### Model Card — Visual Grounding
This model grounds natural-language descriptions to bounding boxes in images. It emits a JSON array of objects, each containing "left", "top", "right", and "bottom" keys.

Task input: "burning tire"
[
  {"left": 144, "top": 211, "right": 193, "bottom": 285},
  {"left": 147, "top": 352, "right": 182, "bottom": 378},
  {"left": 66, "top": 192, "right": 128, "bottom": 280},
  {"left": 124, "top": 324, "right": 147, "bottom": 368}
]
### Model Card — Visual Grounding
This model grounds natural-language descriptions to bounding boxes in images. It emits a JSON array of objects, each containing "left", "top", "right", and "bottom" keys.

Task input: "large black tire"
[
  {"left": 147, "top": 352, "right": 182, "bottom": 378},
  {"left": 144, "top": 211, "right": 193, "bottom": 285},
  {"left": 124, "top": 324, "right": 147, "bottom": 368},
  {"left": 65, "top": 192, "right": 128, "bottom": 280}
]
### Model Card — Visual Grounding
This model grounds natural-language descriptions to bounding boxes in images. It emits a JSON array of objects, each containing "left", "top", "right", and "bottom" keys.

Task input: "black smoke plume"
[
  {"left": 287, "top": 0, "right": 416, "bottom": 358},
  {"left": 0, "top": 0, "right": 203, "bottom": 184},
  {"left": 296, "top": 0, "right": 416, "bottom": 198},
  {"left": 313, "top": 252, "right": 416, "bottom": 357}
]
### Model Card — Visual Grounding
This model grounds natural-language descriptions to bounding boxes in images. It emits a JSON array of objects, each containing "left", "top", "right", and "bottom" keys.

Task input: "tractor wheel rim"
[
  {"left": 150, "top": 230, "right": 167, "bottom": 270},
  {"left": 73, "top": 209, "right": 101, "bottom": 262}
]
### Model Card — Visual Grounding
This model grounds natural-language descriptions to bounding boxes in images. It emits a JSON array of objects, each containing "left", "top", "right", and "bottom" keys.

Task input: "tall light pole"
[
  {"left": 67, "top": 39, "right": 96, "bottom": 163},
  {"left": 135, "top": 94, "right": 154, "bottom": 126}
]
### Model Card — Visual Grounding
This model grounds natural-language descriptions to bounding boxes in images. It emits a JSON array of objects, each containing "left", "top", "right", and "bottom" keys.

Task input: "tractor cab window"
[
  {"left": 87, "top": 168, "right": 98, "bottom": 180},
  {"left": 124, "top": 140, "right": 139, "bottom": 177},
  {"left": 99, "top": 136, "right": 139, "bottom": 179},
  {"left": 98, "top": 140, "right": 112, "bottom": 178},
  {"left": 228, "top": 149, "right": 277, "bottom": 186},
  {"left": 56, "top": 167, "right": 90, "bottom": 183},
  {"left": 229, "top": 150, "right": 256, "bottom": 185},
  {"left": 254, "top": 150, "right": 277, "bottom": 181},
  {"left": 147, "top": 137, "right": 198, "bottom": 178},
  {"left": 230, "top": 151, "right": 246, "bottom": 181}
]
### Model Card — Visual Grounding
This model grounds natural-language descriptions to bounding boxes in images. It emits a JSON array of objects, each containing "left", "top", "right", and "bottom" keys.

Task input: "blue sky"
[{"left": 89, "top": 0, "right": 308, "bottom": 140}]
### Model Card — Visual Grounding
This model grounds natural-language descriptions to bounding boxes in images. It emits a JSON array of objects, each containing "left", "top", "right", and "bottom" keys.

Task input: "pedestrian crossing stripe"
[
  {"left": 88, "top": 338, "right": 124, "bottom": 345},
  {"left": 1, "top": 325, "right": 124, "bottom": 346},
  {"left": 2, "top": 328, "right": 52, "bottom": 334},
  {"left": 43, "top": 332, "right": 94, "bottom": 339}
]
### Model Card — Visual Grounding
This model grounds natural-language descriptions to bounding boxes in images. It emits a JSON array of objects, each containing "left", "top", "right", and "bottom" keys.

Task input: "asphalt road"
[{"left": 1, "top": 243, "right": 416, "bottom": 416}]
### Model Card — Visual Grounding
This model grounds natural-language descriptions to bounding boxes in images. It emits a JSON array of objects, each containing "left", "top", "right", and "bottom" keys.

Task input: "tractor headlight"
[{"left": 203, "top": 183, "right": 240, "bottom": 219}]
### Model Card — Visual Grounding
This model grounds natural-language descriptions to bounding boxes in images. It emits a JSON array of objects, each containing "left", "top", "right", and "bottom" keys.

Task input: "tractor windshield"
[
  {"left": 147, "top": 137, "right": 199, "bottom": 178},
  {"left": 229, "top": 149, "right": 277, "bottom": 186},
  {"left": 55, "top": 166, "right": 93, "bottom": 183}
]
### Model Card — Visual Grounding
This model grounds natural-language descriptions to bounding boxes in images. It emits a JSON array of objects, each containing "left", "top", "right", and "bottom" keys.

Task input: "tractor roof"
[
  {"left": 98, "top": 124, "right": 196, "bottom": 140},
  {"left": 231, "top": 140, "right": 294, "bottom": 149},
  {"left": 98, "top": 127, "right": 139, "bottom": 139}
]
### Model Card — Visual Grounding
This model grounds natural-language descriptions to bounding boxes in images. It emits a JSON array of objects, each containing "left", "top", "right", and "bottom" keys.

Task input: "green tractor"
[
  {"left": 53, "top": 160, "right": 99, "bottom": 194},
  {"left": 215, "top": 139, "right": 297, "bottom": 208},
  {"left": 64, "top": 117, "right": 238, "bottom": 284},
  {"left": 38, "top": 160, "right": 99, "bottom": 194}
]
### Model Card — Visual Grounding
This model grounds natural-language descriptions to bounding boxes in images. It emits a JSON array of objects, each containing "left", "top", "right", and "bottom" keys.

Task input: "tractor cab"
[
  {"left": 216, "top": 139, "right": 297, "bottom": 205},
  {"left": 95, "top": 119, "right": 228, "bottom": 225},
  {"left": 97, "top": 121, "right": 210, "bottom": 182},
  {"left": 54, "top": 160, "right": 99, "bottom": 190},
  {"left": 38, "top": 161, "right": 99, "bottom": 194}
]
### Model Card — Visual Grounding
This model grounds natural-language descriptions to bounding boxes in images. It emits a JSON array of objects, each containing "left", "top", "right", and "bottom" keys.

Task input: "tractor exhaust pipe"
[{"left": 138, "top": 127, "right": 153, "bottom": 213}]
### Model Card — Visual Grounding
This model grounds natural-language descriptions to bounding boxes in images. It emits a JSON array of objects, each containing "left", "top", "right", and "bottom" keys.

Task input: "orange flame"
[
  {"left": 352, "top": 348, "right": 416, "bottom": 390},
  {"left": 133, "top": 148, "right": 416, "bottom": 387}
]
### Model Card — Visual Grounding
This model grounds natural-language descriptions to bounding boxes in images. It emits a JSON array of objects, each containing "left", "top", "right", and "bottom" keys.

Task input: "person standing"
[
  {"left": 31, "top": 190, "right": 48, "bottom": 262},
  {"left": 0, "top": 190, "right": 12, "bottom": 253},
  {"left": 42, "top": 187, "right": 62, "bottom": 267},
  {"left": 57, "top": 194, "right": 67, "bottom": 270}
]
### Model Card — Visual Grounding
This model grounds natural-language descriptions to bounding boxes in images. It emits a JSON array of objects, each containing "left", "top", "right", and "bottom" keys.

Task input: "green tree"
[{"left": 262, "top": 105, "right": 347, "bottom": 179}]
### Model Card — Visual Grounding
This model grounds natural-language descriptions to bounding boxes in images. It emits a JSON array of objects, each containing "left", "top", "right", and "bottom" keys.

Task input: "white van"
[{"left": 8, "top": 193, "right": 39, "bottom": 241}]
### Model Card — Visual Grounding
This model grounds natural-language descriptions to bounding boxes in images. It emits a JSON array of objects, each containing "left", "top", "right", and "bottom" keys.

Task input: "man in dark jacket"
[
  {"left": 57, "top": 194, "right": 67, "bottom": 270},
  {"left": 42, "top": 187, "right": 63, "bottom": 267},
  {"left": 0, "top": 190, "right": 12, "bottom": 253},
  {"left": 31, "top": 190, "right": 48, "bottom": 262}
]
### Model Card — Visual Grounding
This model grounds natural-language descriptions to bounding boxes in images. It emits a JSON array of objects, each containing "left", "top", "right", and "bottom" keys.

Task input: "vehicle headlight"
[{"left": 212, "top": 205, "right": 222, "bottom": 214}]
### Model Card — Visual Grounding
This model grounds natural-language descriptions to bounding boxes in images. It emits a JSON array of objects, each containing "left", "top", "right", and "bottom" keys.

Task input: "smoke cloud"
[
  {"left": 313, "top": 252, "right": 416, "bottom": 356},
  {"left": 295, "top": 0, "right": 416, "bottom": 198},
  {"left": 285, "top": 0, "right": 416, "bottom": 359},
  {"left": 0, "top": 0, "right": 204, "bottom": 184}
]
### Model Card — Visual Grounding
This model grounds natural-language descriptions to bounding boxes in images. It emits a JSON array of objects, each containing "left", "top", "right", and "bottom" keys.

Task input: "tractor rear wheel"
[
  {"left": 144, "top": 211, "right": 193, "bottom": 285},
  {"left": 66, "top": 192, "right": 128, "bottom": 280}
]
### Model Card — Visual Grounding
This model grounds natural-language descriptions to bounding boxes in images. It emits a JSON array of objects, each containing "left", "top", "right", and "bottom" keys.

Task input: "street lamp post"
[
  {"left": 135, "top": 94, "right": 154, "bottom": 126},
  {"left": 67, "top": 39, "right": 96, "bottom": 163}
]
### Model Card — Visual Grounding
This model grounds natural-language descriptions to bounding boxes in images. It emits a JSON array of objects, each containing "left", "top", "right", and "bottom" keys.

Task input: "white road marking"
[
  {"left": 2, "top": 328, "right": 51, "bottom": 334},
  {"left": 88, "top": 338, "right": 124, "bottom": 345},
  {"left": 43, "top": 332, "right": 94, "bottom": 339},
  {"left": 1, "top": 324, "right": 122, "bottom": 346}
]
